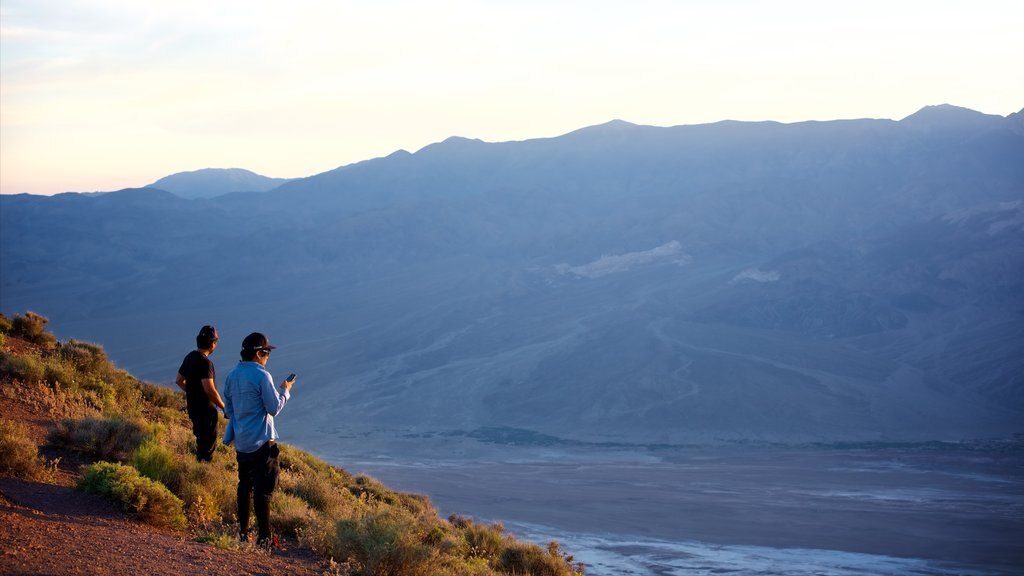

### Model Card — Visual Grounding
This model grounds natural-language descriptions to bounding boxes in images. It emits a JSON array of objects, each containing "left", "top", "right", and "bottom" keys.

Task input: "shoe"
[{"left": 256, "top": 534, "right": 285, "bottom": 553}]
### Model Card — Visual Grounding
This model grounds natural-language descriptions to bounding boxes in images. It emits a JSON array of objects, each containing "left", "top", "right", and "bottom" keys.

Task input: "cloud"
[{"left": 557, "top": 241, "right": 689, "bottom": 279}]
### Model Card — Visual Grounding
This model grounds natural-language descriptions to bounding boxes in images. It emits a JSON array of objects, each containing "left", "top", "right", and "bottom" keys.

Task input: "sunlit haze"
[{"left": 1, "top": 0, "right": 1021, "bottom": 195}]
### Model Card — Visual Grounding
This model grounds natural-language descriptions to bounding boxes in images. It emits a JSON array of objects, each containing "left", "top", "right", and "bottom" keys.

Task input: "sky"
[{"left": 1, "top": 1, "right": 1022, "bottom": 196}]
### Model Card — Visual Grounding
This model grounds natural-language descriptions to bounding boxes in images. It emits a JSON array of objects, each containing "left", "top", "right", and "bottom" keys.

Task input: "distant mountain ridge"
[
  {"left": 147, "top": 167, "right": 292, "bottom": 199},
  {"left": 2, "top": 104, "right": 1022, "bottom": 449}
]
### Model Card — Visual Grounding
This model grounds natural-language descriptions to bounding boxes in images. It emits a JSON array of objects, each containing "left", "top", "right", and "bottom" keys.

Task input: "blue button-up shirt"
[{"left": 222, "top": 361, "right": 290, "bottom": 454}]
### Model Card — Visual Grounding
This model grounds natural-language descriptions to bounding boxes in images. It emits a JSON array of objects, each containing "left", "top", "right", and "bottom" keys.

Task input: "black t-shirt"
[{"left": 178, "top": 350, "right": 215, "bottom": 412}]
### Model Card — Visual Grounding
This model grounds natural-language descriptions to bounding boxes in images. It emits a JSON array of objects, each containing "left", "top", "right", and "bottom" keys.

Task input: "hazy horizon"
[{"left": 3, "top": 0, "right": 1023, "bottom": 195}]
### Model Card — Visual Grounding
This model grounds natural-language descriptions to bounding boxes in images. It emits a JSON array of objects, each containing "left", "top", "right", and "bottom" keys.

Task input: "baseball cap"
[
  {"left": 197, "top": 325, "right": 218, "bottom": 341},
  {"left": 241, "top": 332, "right": 277, "bottom": 352}
]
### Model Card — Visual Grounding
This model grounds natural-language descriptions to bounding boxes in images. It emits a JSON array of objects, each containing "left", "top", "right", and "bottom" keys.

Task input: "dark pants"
[
  {"left": 188, "top": 405, "right": 219, "bottom": 462},
  {"left": 236, "top": 441, "right": 280, "bottom": 542}
]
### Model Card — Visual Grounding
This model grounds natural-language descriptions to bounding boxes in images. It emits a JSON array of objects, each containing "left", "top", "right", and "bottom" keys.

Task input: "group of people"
[{"left": 175, "top": 325, "right": 296, "bottom": 550}]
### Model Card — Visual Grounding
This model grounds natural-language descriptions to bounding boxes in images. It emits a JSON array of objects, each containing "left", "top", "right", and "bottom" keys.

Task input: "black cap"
[
  {"left": 241, "top": 332, "right": 276, "bottom": 352},
  {"left": 197, "top": 325, "right": 218, "bottom": 341}
]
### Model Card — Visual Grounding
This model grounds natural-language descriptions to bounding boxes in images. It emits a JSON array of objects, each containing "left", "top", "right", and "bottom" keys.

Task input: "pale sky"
[{"left": 1, "top": 0, "right": 1021, "bottom": 195}]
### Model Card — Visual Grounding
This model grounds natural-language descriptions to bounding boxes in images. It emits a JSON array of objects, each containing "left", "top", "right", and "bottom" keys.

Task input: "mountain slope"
[
  {"left": 2, "top": 105, "right": 1022, "bottom": 448},
  {"left": 148, "top": 168, "right": 292, "bottom": 199}
]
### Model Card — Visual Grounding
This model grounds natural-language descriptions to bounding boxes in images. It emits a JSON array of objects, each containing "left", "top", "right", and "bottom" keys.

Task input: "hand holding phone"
[{"left": 283, "top": 373, "right": 296, "bottom": 389}]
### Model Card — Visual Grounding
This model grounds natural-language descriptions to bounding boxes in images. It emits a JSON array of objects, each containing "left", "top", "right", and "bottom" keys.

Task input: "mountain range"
[
  {"left": 147, "top": 168, "right": 293, "bottom": 199},
  {"left": 2, "top": 104, "right": 1022, "bottom": 449}
]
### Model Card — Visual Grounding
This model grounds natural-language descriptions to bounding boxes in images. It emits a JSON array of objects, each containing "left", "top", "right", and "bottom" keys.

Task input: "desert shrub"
[
  {"left": 132, "top": 440, "right": 177, "bottom": 486},
  {"left": 0, "top": 312, "right": 12, "bottom": 333},
  {"left": 49, "top": 416, "right": 155, "bottom": 462},
  {"left": 0, "top": 351, "right": 46, "bottom": 384},
  {"left": 59, "top": 339, "right": 110, "bottom": 376},
  {"left": 10, "top": 312, "right": 57, "bottom": 349},
  {"left": 349, "top": 474, "right": 398, "bottom": 506},
  {"left": 194, "top": 530, "right": 237, "bottom": 550},
  {"left": 334, "top": 508, "right": 435, "bottom": 576},
  {"left": 498, "top": 541, "right": 577, "bottom": 576},
  {"left": 296, "top": 514, "right": 342, "bottom": 558},
  {"left": 271, "top": 492, "right": 315, "bottom": 537},
  {"left": 141, "top": 381, "right": 181, "bottom": 409},
  {"left": 78, "top": 461, "right": 186, "bottom": 529},
  {"left": 0, "top": 418, "right": 53, "bottom": 482},
  {"left": 288, "top": 469, "right": 358, "bottom": 518},
  {"left": 42, "top": 357, "right": 79, "bottom": 389},
  {"left": 452, "top": 516, "right": 505, "bottom": 562},
  {"left": 130, "top": 437, "right": 235, "bottom": 526},
  {"left": 0, "top": 333, "right": 6, "bottom": 348}
]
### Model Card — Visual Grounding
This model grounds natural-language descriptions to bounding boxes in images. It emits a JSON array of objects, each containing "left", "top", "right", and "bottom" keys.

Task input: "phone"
[{"left": 285, "top": 373, "right": 296, "bottom": 382}]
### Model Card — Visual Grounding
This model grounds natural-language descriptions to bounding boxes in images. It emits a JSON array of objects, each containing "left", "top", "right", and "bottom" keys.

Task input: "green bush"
[
  {"left": 498, "top": 541, "right": 575, "bottom": 576},
  {"left": 452, "top": 516, "right": 505, "bottom": 562},
  {"left": 0, "top": 351, "right": 46, "bottom": 384},
  {"left": 132, "top": 440, "right": 177, "bottom": 486},
  {"left": 43, "top": 358, "right": 79, "bottom": 389},
  {"left": 59, "top": 339, "right": 110, "bottom": 376},
  {"left": 78, "top": 461, "right": 186, "bottom": 529},
  {"left": 49, "top": 416, "right": 154, "bottom": 462},
  {"left": 141, "top": 381, "right": 181, "bottom": 409},
  {"left": 335, "top": 509, "right": 434, "bottom": 576},
  {"left": 0, "top": 418, "right": 52, "bottom": 482},
  {"left": 0, "top": 312, "right": 12, "bottom": 334},
  {"left": 10, "top": 311, "right": 57, "bottom": 349}
]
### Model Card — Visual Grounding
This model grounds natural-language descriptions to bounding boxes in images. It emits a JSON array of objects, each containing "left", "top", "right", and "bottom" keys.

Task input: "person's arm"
[
  {"left": 222, "top": 375, "right": 233, "bottom": 419},
  {"left": 202, "top": 378, "right": 226, "bottom": 411},
  {"left": 260, "top": 372, "right": 290, "bottom": 417},
  {"left": 175, "top": 372, "right": 187, "bottom": 392}
]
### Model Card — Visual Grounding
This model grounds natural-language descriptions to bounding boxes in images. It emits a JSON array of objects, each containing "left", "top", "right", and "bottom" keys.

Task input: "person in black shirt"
[{"left": 176, "top": 325, "right": 226, "bottom": 462}]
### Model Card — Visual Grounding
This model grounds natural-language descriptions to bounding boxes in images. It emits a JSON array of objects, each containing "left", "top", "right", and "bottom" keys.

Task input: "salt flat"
[{"left": 317, "top": 441, "right": 1024, "bottom": 576}]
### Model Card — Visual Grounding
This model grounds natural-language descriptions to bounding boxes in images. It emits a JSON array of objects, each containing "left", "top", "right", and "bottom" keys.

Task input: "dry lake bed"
[{"left": 313, "top": 438, "right": 1024, "bottom": 576}]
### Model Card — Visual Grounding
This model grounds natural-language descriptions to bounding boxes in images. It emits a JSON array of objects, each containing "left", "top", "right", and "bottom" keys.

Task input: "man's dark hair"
[{"left": 240, "top": 348, "right": 258, "bottom": 361}]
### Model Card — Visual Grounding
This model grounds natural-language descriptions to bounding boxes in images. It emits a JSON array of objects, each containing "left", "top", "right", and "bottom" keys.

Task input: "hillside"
[
  {"left": 0, "top": 313, "right": 584, "bottom": 576},
  {"left": 1, "top": 105, "right": 1023, "bottom": 450},
  {"left": 147, "top": 168, "right": 293, "bottom": 199}
]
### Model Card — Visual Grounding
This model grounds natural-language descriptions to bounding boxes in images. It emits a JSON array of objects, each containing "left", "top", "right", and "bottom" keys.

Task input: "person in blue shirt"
[{"left": 221, "top": 332, "right": 296, "bottom": 549}]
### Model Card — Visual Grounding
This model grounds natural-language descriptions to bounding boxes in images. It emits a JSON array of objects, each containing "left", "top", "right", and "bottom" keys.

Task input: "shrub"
[
  {"left": 49, "top": 416, "right": 154, "bottom": 462},
  {"left": 141, "top": 381, "right": 181, "bottom": 409},
  {"left": 0, "top": 418, "right": 53, "bottom": 482},
  {"left": 78, "top": 461, "right": 186, "bottom": 529},
  {"left": 0, "top": 351, "right": 46, "bottom": 384},
  {"left": 334, "top": 509, "right": 434, "bottom": 576},
  {"left": 452, "top": 516, "right": 505, "bottom": 562},
  {"left": 498, "top": 541, "right": 580, "bottom": 576},
  {"left": 10, "top": 311, "right": 57, "bottom": 349},
  {"left": 59, "top": 339, "right": 110, "bottom": 376},
  {"left": 289, "top": 469, "right": 356, "bottom": 518},
  {"left": 132, "top": 440, "right": 177, "bottom": 486},
  {"left": 43, "top": 358, "right": 79, "bottom": 390},
  {"left": 0, "top": 312, "right": 12, "bottom": 333},
  {"left": 271, "top": 492, "right": 314, "bottom": 537}
]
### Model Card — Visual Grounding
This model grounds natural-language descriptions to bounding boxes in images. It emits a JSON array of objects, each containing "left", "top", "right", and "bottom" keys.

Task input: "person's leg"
[
  {"left": 236, "top": 450, "right": 257, "bottom": 540},
  {"left": 254, "top": 442, "right": 281, "bottom": 546},
  {"left": 195, "top": 407, "right": 218, "bottom": 462}
]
